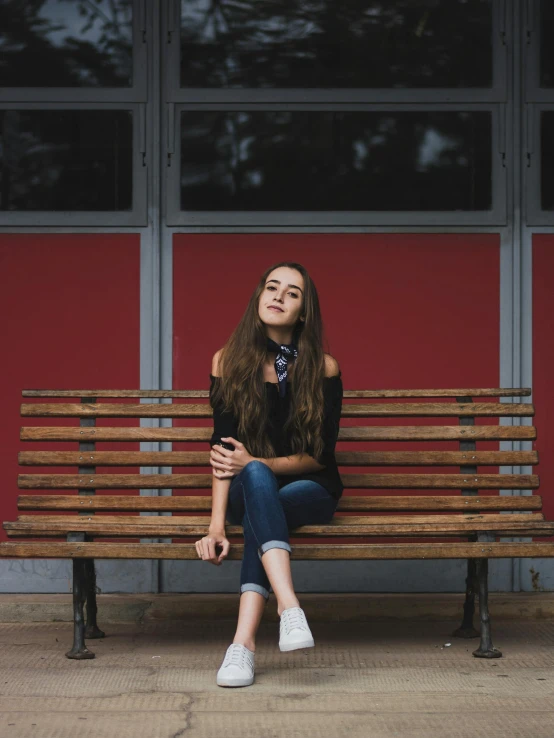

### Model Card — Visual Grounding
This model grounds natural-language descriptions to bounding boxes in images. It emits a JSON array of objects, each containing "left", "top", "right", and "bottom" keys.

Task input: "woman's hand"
[
  {"left": 195, "top": 528, "right": 230, "bottom": 565},
  {"left": 210, "top": 437, "right": 256, "bottom": 478}
]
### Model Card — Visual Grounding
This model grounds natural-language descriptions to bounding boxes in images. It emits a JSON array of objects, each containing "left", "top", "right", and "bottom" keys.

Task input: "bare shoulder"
[
  {"left": 211, "top": 349, "right": 224, "bottom": 377},
  {"left": 323, "top": 353, "right": 340, "bottom": 378}
]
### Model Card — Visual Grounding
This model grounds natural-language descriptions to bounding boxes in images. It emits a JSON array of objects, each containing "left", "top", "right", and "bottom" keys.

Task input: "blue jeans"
[{"left": 225, "top": 460, "right": 338, "bottom": 600}]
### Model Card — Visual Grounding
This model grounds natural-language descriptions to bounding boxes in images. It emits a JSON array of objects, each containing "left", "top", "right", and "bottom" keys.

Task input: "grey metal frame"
[
  {"left": 523, "top": 104, "right": 554, "bottom": 225},
  {"left": 165, "top": 102, "right": 508, "bottom": 227},
  {"left": 523, "top": 0, "right": 554, "bottom": 224},
  {"left": 523, "top": 0, "right": 553, "bottom": 104},
  {"left": 164, "top": 0, "right": 509, "bottom": 104},
  {"left": 163, "top": 0, "right": 510, "bottom": 227},
  {"left": 0, "top": 0, "right": 148, "bottom": 103},
  {"left": 0, "top": 0, "right": 150, "bottom": 227},
  {"left": 0, "top": 102, "right": 148, "bottom": 227}
]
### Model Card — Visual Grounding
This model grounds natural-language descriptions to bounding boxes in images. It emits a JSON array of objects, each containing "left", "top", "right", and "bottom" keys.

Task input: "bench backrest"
[{"left": 16, "top": 387, "right": 539, "bottom": 516}]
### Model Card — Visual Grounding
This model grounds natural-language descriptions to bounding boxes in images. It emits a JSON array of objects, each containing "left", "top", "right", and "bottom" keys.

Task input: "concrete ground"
[{"left": 0, "top": 595, "right": 553, "bottom": 738}]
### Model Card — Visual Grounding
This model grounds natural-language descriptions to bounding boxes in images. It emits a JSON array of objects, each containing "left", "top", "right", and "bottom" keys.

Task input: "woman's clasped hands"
[{"left": 210, "top": 437, "right": 255, "bottom": 479}]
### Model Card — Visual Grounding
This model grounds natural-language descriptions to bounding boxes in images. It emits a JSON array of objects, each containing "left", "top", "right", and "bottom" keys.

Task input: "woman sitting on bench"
[{"left": 195, "top": 260, "right": 344, "bottom": 688}]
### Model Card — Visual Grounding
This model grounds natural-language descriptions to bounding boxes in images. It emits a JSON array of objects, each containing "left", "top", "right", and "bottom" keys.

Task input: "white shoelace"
[
  {"left": 280, "top": 607, "right": 308, "bottom": 636},
  {"left": 221, "top": 643, "right": 254, "bottom": 671}
]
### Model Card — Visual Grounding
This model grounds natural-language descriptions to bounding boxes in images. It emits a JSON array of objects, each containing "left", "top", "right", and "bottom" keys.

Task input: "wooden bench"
[{"left": 1, "top": 386, "right": 553, "bottom": 661}]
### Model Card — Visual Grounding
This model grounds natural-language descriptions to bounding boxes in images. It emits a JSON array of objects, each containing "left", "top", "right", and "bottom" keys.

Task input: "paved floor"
[{"left": 0, "top": 617, "right": 553, "bottom": 738}]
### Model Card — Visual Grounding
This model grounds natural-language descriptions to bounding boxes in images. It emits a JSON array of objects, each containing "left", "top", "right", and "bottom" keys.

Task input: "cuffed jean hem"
[
  {"left": 240, "top": 583, "right": 270, "bottom": 600},
  {"left": 257, "top": 540, "right": 292, "bottom": 561}
]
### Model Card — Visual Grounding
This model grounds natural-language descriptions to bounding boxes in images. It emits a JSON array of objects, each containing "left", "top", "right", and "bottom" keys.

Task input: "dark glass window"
[
  {"left": 0, "top": 0, "right": 133, "bottom": 87},
  {"left": 179, "top": 111, "right": 492, "bottom": 211},
  {"left": 540, "top": 1, "right": 554, "bottom": 88},
  {"left": 0, "top": 110, "right": 133, "bottom": 211},
  {"left": 541, "top": 112, "right": 554, "bottom": 210},
  {"left": 180, "top": 0, "right": 492, "bottom": 88}
]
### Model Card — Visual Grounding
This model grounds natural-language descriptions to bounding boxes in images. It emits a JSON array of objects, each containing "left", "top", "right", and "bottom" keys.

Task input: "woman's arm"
[
  {"left": 256, "top": 453, "right": 325, "bottom": 475},
  {"left": 208, "top": 349, "right": 235, "bottom": 532},
  {"left": 209, "top": 476, "right": 231, "bottom": 533}
]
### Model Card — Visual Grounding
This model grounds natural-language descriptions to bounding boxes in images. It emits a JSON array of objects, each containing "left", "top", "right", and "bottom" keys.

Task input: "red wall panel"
[
  {"left": 173, "top": 234, "right": 500, "bottom": 543},
  {"left": 533, "top": 236, "right": 554, "bottom": 523},
  {"left": 173, "top": 234, "right": 499, "bottom": 390},
  {"left": 0, "top": 234, "right": 140, "bottom": 540}
]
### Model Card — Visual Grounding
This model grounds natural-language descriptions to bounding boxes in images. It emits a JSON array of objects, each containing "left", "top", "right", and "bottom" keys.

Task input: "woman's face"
[{"left": 258, "top": 266, "right": 305, "bottom": 330}]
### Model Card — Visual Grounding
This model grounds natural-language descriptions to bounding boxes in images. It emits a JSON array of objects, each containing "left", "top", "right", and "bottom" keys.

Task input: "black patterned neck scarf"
[{"left": 266, "top": 337, "right": 298, "bottom": 398}]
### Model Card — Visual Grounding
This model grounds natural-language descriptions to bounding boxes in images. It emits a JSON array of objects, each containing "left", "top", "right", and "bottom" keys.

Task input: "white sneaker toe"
[
  {"left": 216, "top": 643, "right": 255, "bottom": 687},
  {"left": 279, "top": 606, "right": 315, "bottom": 652}
]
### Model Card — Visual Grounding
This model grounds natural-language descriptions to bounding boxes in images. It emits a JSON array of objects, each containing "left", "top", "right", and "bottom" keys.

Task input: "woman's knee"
[
  {"left": 239, "top": 460, "right": 279, "bottom": 501},
  {"left": 243, "top": 459, "right": 266, "bottom": 472},
  {"left": 240, "top": 459, "right": 274, "bottom": 482}
]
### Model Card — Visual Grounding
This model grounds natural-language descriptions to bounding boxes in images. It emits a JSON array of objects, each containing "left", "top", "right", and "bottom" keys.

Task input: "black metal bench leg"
[
  {"left": 472, "top": 556, "right": 502, "bottom": 659},
  {"left": 452, "top": 555, "right": 480, "bottom": 639},
  {"left": 66, "top": 558, "right": 95, "bottom": 660},
  {"left": 84, "top": 558, "right": 105, "bottom": 640}
]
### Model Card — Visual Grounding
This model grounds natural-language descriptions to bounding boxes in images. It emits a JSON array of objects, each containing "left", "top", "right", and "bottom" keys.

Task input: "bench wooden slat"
[
  {"left": 18, "top": 473, "right": 540, "bottom": 490},
  {"left": 2, "top": 541, "right": 554, "bottom": 560},
  {"left": 6, "top": 520, "right": 554, "bottom": 538},
  {"left": 8, "top": 512, "right": 547, "bottom": 538},
  {"left": 13, "top": 512, "right": 545, "bottom": 526},
  {"left": 19, "top": 425, "right": 538, "bottom": 442},
  {"left": 17, "top": 450, "right": 539, "bottom": 467},
  {"left": 17, "top": 494, "right": 543, "bottom": 512},
  {"left": 22, "top": 388, "right": 532, "bottom": 398},
  {"left": 20, "top": 402, "right": 534, "bottom": 418}
]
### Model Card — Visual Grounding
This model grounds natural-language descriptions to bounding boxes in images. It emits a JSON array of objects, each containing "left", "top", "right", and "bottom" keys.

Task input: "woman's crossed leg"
[{"left": 226, "top": 460, "right": 337, "bottom": 651}]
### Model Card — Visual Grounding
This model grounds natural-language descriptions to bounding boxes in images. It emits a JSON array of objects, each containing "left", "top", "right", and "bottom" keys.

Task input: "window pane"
[
  {"left": 180, "top": 0, "right": 492, "bottom": 88},
  {"left": 541, "top": 112, "right": 554, "bottom": 210},
  {"left": 0, "top": 110, "right": 133, "bottom": 211},
  {"left": 180, "top": 111, "right": 492, "bottom": 211},
  {"left": 0, "top": 0, "right": 133, "bottom": 87},
  {"left": 540, "top": 1, "right": 554, "bottom": 88}
]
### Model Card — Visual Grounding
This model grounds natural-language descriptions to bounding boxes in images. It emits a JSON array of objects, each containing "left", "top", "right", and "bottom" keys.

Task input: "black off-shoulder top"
[{"left": 208, "top": 372, "right": 344, "bottom": 500}]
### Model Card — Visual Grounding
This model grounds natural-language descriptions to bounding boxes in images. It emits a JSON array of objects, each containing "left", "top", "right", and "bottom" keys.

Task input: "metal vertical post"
[
  {"left": 78, "top": 397, "right": 105, "bottom": 639},
  {"left": 65, "top": 532, "right": 94, "bottom": 660},
  {"left": 451, "top": 396, "right": 480, "bottom": 639}
]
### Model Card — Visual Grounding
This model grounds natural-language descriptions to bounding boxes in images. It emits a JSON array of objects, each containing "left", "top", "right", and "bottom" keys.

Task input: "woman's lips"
[{"left": 268, "top": 306, "right": 284, "bottom": 312}]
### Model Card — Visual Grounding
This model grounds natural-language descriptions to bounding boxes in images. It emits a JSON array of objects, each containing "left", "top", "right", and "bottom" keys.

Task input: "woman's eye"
[{"left": 267, "top": 285, "right": 298, "bottom": 298}]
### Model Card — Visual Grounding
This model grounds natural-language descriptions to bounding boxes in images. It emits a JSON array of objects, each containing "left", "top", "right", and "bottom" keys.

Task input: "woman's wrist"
[{"left": 209, "top": 523, "right": 225, "bottom": 534}]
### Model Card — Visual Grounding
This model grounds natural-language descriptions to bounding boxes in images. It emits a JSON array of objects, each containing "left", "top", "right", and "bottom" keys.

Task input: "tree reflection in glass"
[
  {"left": 0, "top": 110, "right": 133, "bottom": 211},
  {"left": 180, "top": 111, "right": 492, "bottom": 211},
  {"left": 180, "top": 0, "right": 492, "bottom": 88},
  {"left": 0, "top": 0, "right": 133, "bottom": 87}
]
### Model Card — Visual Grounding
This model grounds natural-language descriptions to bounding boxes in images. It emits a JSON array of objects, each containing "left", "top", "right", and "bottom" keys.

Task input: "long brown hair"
[{"left": 210, "top": 261, "right": 328, "bottom": 461}]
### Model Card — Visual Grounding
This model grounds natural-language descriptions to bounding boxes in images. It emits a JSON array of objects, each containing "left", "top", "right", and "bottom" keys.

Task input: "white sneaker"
[
  {"left": 216, "top": 643, "right": 255, "bottom": 687},
  {"left": 279, "top": 606, "right": 315, "bottom": 652}
]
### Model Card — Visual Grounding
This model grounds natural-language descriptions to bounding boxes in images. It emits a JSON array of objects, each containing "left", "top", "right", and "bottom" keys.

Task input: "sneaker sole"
[
  {"left": 279, "top": 636, "right": 315, "bottom": 652},
  {"left": 217, "top": 675, "right": 254, "bottom": 687}
]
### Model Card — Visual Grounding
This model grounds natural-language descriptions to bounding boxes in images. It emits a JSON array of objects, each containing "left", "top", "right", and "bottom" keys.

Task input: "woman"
[{"left": 195, "top": 261, "right": 344, "bottom": 688}]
